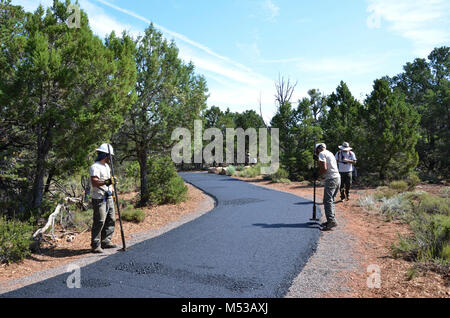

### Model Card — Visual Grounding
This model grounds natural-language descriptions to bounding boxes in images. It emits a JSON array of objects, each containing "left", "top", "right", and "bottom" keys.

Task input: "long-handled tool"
[
  {"left": 310, "top": 137, "right": 320, "bottom": 223},
  {"left": 107, "top": 144, "right": 127, "bottom": 251}
]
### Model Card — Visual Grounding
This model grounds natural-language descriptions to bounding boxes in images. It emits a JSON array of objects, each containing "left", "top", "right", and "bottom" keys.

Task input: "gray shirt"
[
  {"left": 89, "top": 161, "right": 113, "bottom": 199},
  {"left": 318, "top": 149, "right": 340, "bottom": 180}
]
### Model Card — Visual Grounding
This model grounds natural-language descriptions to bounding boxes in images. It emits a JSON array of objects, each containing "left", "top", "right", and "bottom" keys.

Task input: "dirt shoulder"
[
  {"left": 0, "top": 183, "right": 214, "bottom": 289},
  {"left": 234, "top": 176, "right": 450, "bottom": 298}
]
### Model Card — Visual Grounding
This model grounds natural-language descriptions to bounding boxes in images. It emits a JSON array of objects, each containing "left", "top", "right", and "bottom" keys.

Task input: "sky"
[{"left": 12, "top": 0, "right": 450, "bottom": 122}]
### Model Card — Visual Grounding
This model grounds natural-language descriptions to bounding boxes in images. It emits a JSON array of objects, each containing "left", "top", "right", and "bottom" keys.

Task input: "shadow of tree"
[{"left": 37, "top": 248, "right": 92, "bottom": 259}]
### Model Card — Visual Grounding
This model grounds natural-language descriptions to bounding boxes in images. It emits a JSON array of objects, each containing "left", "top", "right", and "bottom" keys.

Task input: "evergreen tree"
[
  {"left": 391, "top": 47, "right": 449, "bottom": 177},
  {"left": 362, "top": 79, "right": 420, "bottom": 180},
  {"left": 323, "top": 81, "right": 362, "bottom": 153},
  {"left": 116, "top": 24, "right": 208, "bottom": 207},
  {"left": 1, "top": 0, "right": 137, "bottom": 214}
]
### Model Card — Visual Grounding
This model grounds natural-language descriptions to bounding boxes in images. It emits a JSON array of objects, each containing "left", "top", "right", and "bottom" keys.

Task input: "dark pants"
[
  {"left": 340, "top": 172, "right": 352, "bottom": 200},
  {"left": 91, "top": 198, "right": 115, "bottom": 249}
]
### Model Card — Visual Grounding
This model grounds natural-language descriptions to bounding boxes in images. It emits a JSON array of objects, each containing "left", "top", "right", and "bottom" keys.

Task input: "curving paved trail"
[{"left": 2, "top": 173, "right": 321, "bottom": 298}]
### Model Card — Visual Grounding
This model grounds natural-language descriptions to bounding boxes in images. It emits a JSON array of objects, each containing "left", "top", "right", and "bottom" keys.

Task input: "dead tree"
[{"left": 275, "top": 74, "right": 297, "bottom": 107}]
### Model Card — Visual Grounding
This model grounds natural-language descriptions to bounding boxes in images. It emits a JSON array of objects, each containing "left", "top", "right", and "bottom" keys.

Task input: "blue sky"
[{"left": 13, "top": 0, "right": 450, "bottom": 121}]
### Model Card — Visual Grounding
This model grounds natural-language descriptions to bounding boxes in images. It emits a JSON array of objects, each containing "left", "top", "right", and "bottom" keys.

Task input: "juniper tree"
[{"left": 1, "top": 0, "right": 136, "bottom": 214}]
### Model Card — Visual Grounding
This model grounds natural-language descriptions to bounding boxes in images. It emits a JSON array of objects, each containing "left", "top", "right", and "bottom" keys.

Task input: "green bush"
[
  {"left": 389, "top": 180, "right": 409, "bottom": 192},
  {"left": 239, "top": 164, "right": 261, "bottom": 178},
  {"left": 415, "top": 194, "right": 450, "bottom": 216},
  {"left": 406, "top": 173, "right": 420, "bottom": 190},
  {"left": 121, "top": 206, "right": 146, "bottom": 223},
  {"left": 226, "top": 165, "right": 236, "bottom": 176},
  {"left": 144, "top": 156, "right": 188, "bottom": 206},
  {"left": 72, "top": 209, "right": 93, "bottom": 231},
  {"left": 393, "top": 212, "right": 450, "bottom": 265},
  {"left": 374, "top": 186, "right": 399, "bottom": 200},
  {"left": 379, "top": 194, "right": 413, "bottom": 221},
  {"left": 269, "top": 167, "right": 290, "bottom": 183},
  {"left": 439, "top": 187, "right": 450, "bottom": 198},
  {"left": 0, "top": 216, "right": 34, "bottom": 264}
]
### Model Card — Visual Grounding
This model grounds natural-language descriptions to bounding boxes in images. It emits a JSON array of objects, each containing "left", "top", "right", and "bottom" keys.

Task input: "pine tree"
[
  {"left": 116, "top": 24, "right": 208, "bottom": 207},
  {"left": 323, "top": 81, "right": 363, "bottom": 152},
  {"left": 362, "top": 79, "right": 420, "bottom": 180},
  {"left": 1, "top": 0, "right": 136, "bottom": 214}
]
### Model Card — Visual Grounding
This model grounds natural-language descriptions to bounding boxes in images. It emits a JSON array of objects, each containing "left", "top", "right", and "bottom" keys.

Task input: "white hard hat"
[
  {"left": 315, "top": 143, "right": 326, "bottom": 150},
  {"left": 96, "top": 143, "right": 114, "bottom": 155}
]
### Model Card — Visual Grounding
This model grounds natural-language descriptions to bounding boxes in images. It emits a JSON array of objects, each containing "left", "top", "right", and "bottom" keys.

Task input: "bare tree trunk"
[
  {"left": 31, "top": 126, "right": 52, "bottom": 211},
  {"left": 138, "top": 147, "right": 149, "bottom": 207}
]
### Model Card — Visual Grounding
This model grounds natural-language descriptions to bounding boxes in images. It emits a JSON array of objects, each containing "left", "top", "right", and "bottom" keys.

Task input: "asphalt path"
[{"left": 2, "top": 172, "right": 321, "bottom": 298}]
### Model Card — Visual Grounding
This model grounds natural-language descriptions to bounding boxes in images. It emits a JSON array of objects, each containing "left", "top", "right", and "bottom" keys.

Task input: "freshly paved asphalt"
[{"left": 2, "top": 172, "right": 321, "bottom": 298}]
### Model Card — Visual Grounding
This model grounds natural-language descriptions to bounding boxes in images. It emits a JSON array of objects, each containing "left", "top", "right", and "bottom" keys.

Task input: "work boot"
[
  {"left": 321, "top": 220, "right": 337, "bottom": 231},
  {"left": 101, "top": 242, "right": 118, "bottom": 249},
  {"left": 91, "top": 246, "right": 104, "bottom": 254}
]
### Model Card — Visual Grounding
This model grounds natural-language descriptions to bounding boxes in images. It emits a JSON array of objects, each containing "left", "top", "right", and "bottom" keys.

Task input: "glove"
[{"left": 104, "top": 177, "right": 116, "bottom": 186}]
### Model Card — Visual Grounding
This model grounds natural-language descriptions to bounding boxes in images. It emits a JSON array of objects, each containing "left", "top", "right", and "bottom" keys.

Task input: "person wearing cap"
[
  {"left": 335, "top": 142, "right": 357, "bottom": 201},
  {"left": 89, "top": 143, "right": 118, "bottom": 253},
  {"left": 315, "top": 143, "right": 341, "bottom": 231}
]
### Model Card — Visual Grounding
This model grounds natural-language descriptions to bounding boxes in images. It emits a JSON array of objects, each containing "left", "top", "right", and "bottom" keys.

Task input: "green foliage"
[
  {"left": 238, "top": 164, "right": 262, "bottom": 178},
  {"left": 125, "top": 161, "right": 140, "bottom": 180},
  {"left": 1, "top": 0, "right": 137, "bottom": 215},
  {"left": 393, "top": 214, "right": 450, "bottom": 264},
  {"left": 72, "top": 209, "right": 93, "bottom": 232},
  {"left": 358, "top": 195, "right": 376, "bottom": 211},
  {"left": 389, "top": 180, "right": 409, "bottom": 192},
  {"left": 379, "top": 195, "right": 413, "bottom": 221},
  {"left": 121, "top": 206, "right": 146, "bottom": 223},
  {"left": 415, "top": 194, "right": 449, "bottom": 216},
  {"left": 116, "top": 24, "right": 207, "bottom": 206},
  {"left": 226, "top": 165, "right": 236, "bottom": 176},
  {"left": 144, "top": 156, "right": 188, "bottom": 206},
  {"left": 0, "top": 216, "right": 33, "bottom": 264},
  {"left": 269, "top": 167, "right": 290, "bottom": 183},
  {"left": 406, "top": 173, "right": 421, "bottom": 190},
  {"left": 392, "top": 47, "right": 449, "bottom": 178},
  {"left": 322, "top": 81, "right": 363, "bottom": 154},
  {"left": 361, "top": 79, "right": 421, "bottom": 180}
]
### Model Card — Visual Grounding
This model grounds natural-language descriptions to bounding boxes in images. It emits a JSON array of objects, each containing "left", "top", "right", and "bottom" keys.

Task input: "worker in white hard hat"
[
  {"left": 89, "top": 143, "right": 117, "bottom": 253},
  {"left": 315, "top": 143, "right": 341, "bottom": 231}
]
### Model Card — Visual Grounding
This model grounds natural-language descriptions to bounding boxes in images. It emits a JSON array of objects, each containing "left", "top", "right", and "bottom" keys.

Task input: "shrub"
[
  {"left": 144, "top": 156, "right": 188, "bottom": 206},
  {"left": 0, "top": 216, "right": 34, "bottom": 264},
  {"left": 439, "top": 187, "right": 450, "bottom": 198},
  {"left": 415, "top": 194, "right": 450, "bottom": 216},
  {"left": 72, "top": 209, "right": 93, "bottom": 231},
  {"left": 358, "top": 195, "right": 376, "bottom": 211},
  {"left": 379, "top": 195, "right": 412, "bottom": 221},
  {"left": 374, "top": 187, "right": 399, "bottom": 200},
  {"left": 226, "top": 165, "right": 236, "bottom": 176},
  {"left": 269, "top": 167, "right": 290, "bottom": 183},
  {"left": 389, "top": 180, "right": 409, "bottom": 192},
  {"left": 393, "top": 214, "right": 450, "bottom": 265},
  {"left": 406, "top": 173, "right": 420, "bottom": 190},
  {"left": 239, "top": 164, "right": 261, "bottom": 178},
  {"left": 121, "top": 206, "right": 146, "bottom": 223}
]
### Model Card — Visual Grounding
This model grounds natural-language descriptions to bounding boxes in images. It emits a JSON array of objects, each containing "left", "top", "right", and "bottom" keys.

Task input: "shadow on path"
[{"left": 253, "top": 223, "right": 320, "bottom": 229}]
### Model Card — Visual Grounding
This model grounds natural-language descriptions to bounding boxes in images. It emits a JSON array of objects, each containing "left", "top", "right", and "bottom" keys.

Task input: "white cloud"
[
  {"left": 367, "top": 0, "right": 450, "bottom": 56},
  {"left": 261, "top": 0, "right": 280, "bottom": 22},
  {"left": 11, "top": 0, "right": 281, "bottom": 120}
]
